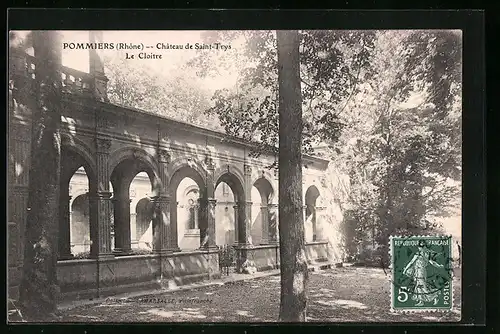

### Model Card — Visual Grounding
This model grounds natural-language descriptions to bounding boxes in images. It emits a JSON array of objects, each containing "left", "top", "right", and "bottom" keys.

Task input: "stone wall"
[{"left": 57, "top": 249, "right": 220, "bottom": 301}]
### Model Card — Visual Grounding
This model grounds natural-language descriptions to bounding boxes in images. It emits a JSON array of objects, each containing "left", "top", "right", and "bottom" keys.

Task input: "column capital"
[
  {"left": 238, "top": 201, "right": 252, "bottom": 206},
  {"left": 91, "top": 191, "right": 112, "bottom": 200},
  {"left": 111, "top": 195, "right": 131, "bottom": 203},
  {"left": 198, "top": 198, "right": 217, "bottom": 205},
  {"left": 204, "top": 155, "right": 215, "bottom": 171},
  {"left": 96, "top": 138, "right": 112, "bottom": 153},
  {"left": 268, "top": 203, "right": 278, "bottom": 209},
  {"left": 150, "top": 195, "right": 171, "bottom": 204},
  {"left": 158, "top": 149, "right": 171, "bottom": 164},
  {"left": 244, "top": 164, "right": 252, "bottom": 175}
]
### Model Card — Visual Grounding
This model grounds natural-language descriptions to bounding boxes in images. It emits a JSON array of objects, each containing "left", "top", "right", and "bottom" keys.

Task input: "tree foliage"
[
  {"left": 331, "top": 30, "right": 462, "bottom": 262},
  {"left": 189, "top": 30, "right": 377, "bottom": 159},
  {"left": 190, "top": 30, "right": 462, "bottom": 263},
  {"left": 104, "top": 53, "right": 221, "bottom": 129}
]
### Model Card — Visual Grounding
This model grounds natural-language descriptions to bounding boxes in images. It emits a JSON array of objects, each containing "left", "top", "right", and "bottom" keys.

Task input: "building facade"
[{"left": 8, "top": 32, "right": 338, "bottom": 302}]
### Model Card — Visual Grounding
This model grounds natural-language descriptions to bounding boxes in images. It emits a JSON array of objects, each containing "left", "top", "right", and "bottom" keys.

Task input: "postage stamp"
[{"left": 390, "top": 235, "right": 453, "bottom": 312}]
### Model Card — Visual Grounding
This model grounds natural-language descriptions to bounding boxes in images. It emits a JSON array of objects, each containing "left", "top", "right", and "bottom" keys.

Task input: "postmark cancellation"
[{"left": 390, "top": 235, "right": 454, "bottom": 313}]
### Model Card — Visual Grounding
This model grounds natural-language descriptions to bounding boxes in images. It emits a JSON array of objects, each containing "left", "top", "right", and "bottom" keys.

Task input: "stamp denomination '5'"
[{"left": 390, "top": 235, "right": 453, "bottom": 312}]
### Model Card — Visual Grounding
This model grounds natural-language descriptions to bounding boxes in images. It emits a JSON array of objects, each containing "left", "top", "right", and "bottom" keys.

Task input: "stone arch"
[
  {"left": 214, "top": 169, "right": 246, "bottom": 246},
  {"left": 183, "top": 184, "right": 200, "bottom": 200},
  {"left": 61, "top": 135, "right": 97, "bottom": 187},
  {"left": 168, "top": 157, "right": 208, "bottom": 251},
  {"left": 305, "top": 184, "right": 321, "bottom": 206},
  {"left": 252, "top": 173, "right": 275, "bottom": 204},
  {"left": 251, "top": 171, "right": 275, "bottom": 245},
  {"left": 214, "top": 164, "right": 245, "bottom": 194},
  {"left": 109, "top": 147, "right": 162, "bottom": 253},
  {"left": 168, "top": 157, "right": 208, "bottom": 190},
  {"left": 109, "top": 146, "right": 162, "bottom": 193},
  {"left": 69, "top": 188, "right": 89, "bottom": 208},
  {"left": 214, "top": 164, "right": 246, "bottom": 202},
  {"left": 60, "top": 136, "right": 98, "bottom": 259}
]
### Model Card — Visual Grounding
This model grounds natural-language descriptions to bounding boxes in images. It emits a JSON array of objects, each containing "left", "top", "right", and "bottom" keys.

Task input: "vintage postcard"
[{"left": 8, "top": 25, "right": 463, "bottom": 323}]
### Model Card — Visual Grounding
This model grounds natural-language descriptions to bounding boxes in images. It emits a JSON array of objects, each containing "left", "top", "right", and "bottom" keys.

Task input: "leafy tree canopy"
[{"left": 103, "top": 52, "right": 222, "bottom": 130}]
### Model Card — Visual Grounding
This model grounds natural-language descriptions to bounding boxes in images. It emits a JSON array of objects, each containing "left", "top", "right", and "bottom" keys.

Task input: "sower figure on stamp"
[{"left": 402, "top": 240, "right": 444, "bottom": 306}]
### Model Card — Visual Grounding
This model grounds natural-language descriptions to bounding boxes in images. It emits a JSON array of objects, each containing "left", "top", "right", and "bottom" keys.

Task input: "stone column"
[
  {"left": 58, "top": 187, "right": 73, "bottom": 260},
  {"left": 130, "top": 212, "right": 137, "bottom": 247},
  {"left": 233, "top": 204, "right": 239, "bottom": 245},
  {"left": 237, "top": 201, "right": 253, "bottom": 245},
  {"left": 241, "top": 164, "right": 253, "bottom": 245},
  {"left": 113, "top": 196, "right": 132, "bottom": 254},
  {"left": 195, "top": 203, "right": 200, "bottom": 229},
  {"left": 315, "top": 206, "right": 326, "bottom": 241},
  {"left": 260, "top": 205, "right": 269, "bottom": 244},
  {"left": 89, "top": 191, "right": 113, "bottom": 258},
  {"left": 158, "top": 149, "right": 178, "bottom": 251},
  {"left": 91, "top": 138, "right": 114, "bottom": 259},
  {"left": 151, "top": 195, "right": 174, "bottom": 254},
  {"left": 199, "top": 156, "right": 217, "bottom": 249},
  {"left": 199, "top": 198, "right": 217, "bottom": 249},
  {"left": 268, "top": 203, "right": 279, "bottom": 244},
  {"left": 312, "top": 206, "right": 317, "bottom": 241}
]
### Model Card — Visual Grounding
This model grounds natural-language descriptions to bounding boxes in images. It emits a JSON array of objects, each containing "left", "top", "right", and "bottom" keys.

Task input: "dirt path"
[{"left": 52, "top": 267, "right": 462, "bottom": 323}]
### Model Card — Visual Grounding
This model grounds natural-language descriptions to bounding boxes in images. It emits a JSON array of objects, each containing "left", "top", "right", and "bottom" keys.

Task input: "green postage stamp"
[{"left": 390, "top": 235, "right": 453, "bottom": 312}]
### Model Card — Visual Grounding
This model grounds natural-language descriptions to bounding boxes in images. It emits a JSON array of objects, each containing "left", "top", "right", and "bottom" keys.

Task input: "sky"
[{"left": 60, "top": 30, "right": 242, "bottom": 92}]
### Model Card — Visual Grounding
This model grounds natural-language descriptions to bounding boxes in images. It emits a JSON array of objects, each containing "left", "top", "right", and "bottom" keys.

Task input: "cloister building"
[{"left": 8, "top": 32, "right": 336, "bottom": 302}]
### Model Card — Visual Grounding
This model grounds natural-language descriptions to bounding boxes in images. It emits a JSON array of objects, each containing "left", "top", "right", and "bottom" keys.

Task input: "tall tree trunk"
[
  {"left": 20, "top": 31, "right": 63, "bottom": 320},
  {"left": 277, "top": 30, "right": 308, "bottom": 322}
]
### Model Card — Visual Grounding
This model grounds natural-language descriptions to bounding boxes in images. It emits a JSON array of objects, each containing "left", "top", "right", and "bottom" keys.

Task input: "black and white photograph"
[{"left": 8, "top": 26, "right": 465, "bottom": 323}]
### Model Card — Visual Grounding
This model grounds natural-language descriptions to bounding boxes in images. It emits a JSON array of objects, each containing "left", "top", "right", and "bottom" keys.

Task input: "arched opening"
[
  {"left": 110, "top": 157, "right": 159, "bottom": 254},
  {"left": 214, "top": 181, "right": 236, "bottom": 246},
  {"left": 305, "top": 185, "right": 320, "bottom": 242},
  {"left": 169, "top": 165, "right": 206, "bottom": 251},
  {"left": 134, "top": 196, "right": 154, "bottom": 250},
  {"left": 251, "top": 177, "right": 274, "bottom": 244},
  {"left": 60, "top": 146, "right": 97, "bottom": 260},
  {"left": 70, "top": 192, "right": 90, "bottom": 254},
  {"left": 176, "top": 178, "right": 201, "bottom": 250},
  {"left": 215, "top": 172, "right": 245, "bottom": 245}
]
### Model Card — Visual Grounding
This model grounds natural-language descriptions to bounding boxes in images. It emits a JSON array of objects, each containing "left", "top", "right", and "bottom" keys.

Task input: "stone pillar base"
[
  {"left": 112, "top": 248, "right": 132, "bottom": 255},
  {"left": 90, "top": 253, "right": 115, "bottom": 260},
  {"left": 58, "top": 253, "right": 75, "bottom": 261},
  {"left": 153, "top": 246, "right": 180, "bottom": 255},
  {"left": 199, "top": 245, "right": 219, "bottom": 252},
  {"left": 234, "top": 244, "right": 257, "bottom": 273}
]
